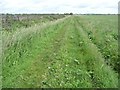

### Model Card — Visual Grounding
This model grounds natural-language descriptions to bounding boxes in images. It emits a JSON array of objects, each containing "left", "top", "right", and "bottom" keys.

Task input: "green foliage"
[
  {"left": 2, "top": 15, "right": 118, "bottom": 88},
  {"left": 2, "top": 14, "right": 65, "bottom": 32},
  {"left": 76, "top": 15, "right": 118, "bottom": 71}
]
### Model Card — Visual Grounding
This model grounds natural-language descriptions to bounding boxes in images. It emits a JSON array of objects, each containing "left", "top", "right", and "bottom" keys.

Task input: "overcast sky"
[{"left": 0, "top": 0, "right": 119, "bottom": 14}]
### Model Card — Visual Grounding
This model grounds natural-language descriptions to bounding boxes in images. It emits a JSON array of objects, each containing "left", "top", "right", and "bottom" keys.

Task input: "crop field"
[{"left": 1, "top": 14, "right": 119, "bottom": 88}]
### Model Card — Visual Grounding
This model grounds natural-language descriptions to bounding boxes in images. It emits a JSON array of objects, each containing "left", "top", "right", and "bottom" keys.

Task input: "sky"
[{"left": 0, "top": 0, "right": 120, "bottom": 14}]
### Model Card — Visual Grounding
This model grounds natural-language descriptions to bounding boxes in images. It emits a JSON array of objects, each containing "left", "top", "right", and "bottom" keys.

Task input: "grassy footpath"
[
  {"left": 2, "top": 17, "right": 69, "bottom": 87},
  {"left": 75, "top": 15, "right": 118, "bottom": 71},
  {"left": 2, "top": 16, "right": 118, "bottom": 88},
  {"left": 41, "top": 17, "right": 93, "bottom": 88},
  {"left": 75, "top": 17, "right": 118, "bottom": 87}
]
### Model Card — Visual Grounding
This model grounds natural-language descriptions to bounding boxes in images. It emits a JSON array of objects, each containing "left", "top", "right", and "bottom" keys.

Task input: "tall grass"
[
  {"left": 76, "top": 15, "right": 118, "bottom": 71},
  {"left": 2, "top": 16, "right": 69, "bottom": 87},
  {"left": 0, "top": 14, "right": 2, "bottom": 89},
  {"left": 2, "top": 15, "right": 118, "bottom": 88}
]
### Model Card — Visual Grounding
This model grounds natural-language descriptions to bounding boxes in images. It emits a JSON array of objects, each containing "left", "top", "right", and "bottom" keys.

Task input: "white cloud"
[{"left": 0, "top": 0, "right": 119, "bottom": 14}]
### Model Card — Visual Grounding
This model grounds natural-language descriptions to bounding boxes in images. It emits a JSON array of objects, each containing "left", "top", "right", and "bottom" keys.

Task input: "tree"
[{"left": 70, "top": 13, "right": 73, "bottom": 15}]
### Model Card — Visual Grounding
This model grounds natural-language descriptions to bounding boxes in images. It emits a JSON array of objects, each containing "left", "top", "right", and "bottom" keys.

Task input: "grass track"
[
  {"left": 75, "top": 16, "right": 118, "bottom": 71},
  {"left": 2, "top": 15, "right": 118, "bottom": 88},
  {"left": 75, "top": 17, "right": 118, "bottom": 87}
]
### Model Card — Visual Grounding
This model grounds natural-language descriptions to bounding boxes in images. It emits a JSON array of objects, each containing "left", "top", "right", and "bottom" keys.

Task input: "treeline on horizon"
[
  {"left": 1, "top": 14, "right": 66, "bottom": 31},
  {"left": 1, "top": 13, "right": 117, "bottom": 31},
  {"left": 1, "top": 13, "right": 118, "bottom": 15}
]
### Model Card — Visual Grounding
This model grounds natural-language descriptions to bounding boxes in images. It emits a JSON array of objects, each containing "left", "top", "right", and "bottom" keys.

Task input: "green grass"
[
  {"left": 2, "top": 15, "right": 118, "bottom": 88},
  {"left": 76, "top": 15, "right": 118, "bottom": 71},
  {"left": 2, "top": 14, "right": 65, "bottom": 32}
]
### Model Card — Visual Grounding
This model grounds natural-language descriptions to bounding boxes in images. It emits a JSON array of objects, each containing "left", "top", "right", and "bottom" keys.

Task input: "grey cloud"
[{"left": 0, "top": 0, "right": 119, "bottom": 14}]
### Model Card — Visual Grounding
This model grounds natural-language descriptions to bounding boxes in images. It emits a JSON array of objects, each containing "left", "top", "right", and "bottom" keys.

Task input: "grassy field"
[{"left": 2, "top": 15, "right": 119, "bottom": 88}]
